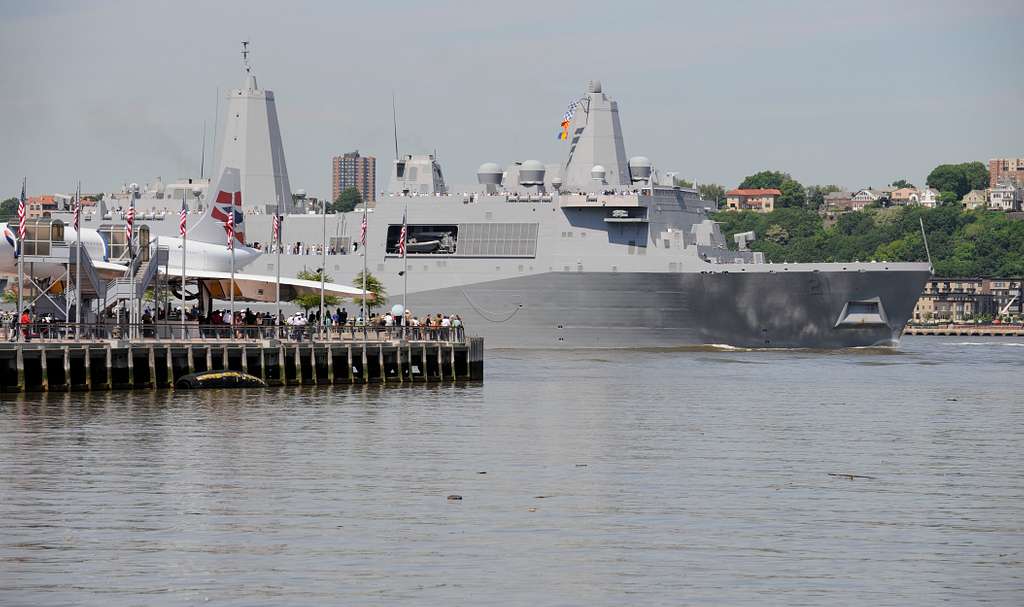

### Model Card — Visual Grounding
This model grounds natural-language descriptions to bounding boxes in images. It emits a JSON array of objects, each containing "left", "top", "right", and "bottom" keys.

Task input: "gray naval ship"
[{"left": 99, "top": 73, "right": 931, "bottom": 349}]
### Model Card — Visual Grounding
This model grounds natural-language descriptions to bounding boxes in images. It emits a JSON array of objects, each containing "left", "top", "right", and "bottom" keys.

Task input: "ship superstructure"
[{"left": 61, "top": 69, "right": 931, "bottom": 348}]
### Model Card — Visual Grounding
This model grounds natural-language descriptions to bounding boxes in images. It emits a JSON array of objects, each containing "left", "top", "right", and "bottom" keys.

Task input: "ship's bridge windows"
[{"left": 396, "top": 162, "right": 406, "bottom": 178}]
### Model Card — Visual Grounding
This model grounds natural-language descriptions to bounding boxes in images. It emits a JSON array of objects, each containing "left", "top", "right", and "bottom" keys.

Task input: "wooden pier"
[{"left": 0, "top": 337, "right": 484, "bottom": 393}]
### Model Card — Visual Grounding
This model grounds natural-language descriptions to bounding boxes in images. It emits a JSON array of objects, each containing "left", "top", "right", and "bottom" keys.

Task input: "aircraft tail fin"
[{"left": 188, "top": 166, "right": 246, "bottom": 247}]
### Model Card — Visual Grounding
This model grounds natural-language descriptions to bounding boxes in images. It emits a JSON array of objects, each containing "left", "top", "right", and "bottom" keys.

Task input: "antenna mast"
[
  {"left": 242, "top": 40, "right": 251, "bottom": 73},
  {"left": 392, "top": 91, "right": 400, "bottom": 160}
]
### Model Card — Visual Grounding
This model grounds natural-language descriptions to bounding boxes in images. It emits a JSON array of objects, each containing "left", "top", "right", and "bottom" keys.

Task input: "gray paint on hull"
[{"left": 396, "top": 269, "right": 931, "bottom": 349}]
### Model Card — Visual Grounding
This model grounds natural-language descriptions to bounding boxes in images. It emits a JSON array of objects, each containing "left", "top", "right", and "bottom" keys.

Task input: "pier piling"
[{"left": 0, "top": 336, "right": 483, "bottom": 393}]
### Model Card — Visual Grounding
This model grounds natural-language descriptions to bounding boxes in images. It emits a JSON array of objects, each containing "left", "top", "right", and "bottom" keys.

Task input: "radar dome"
[
  {"left": 476, "top": 162, "right": 503, "bottom": 185},
  {"left": 551, "top": 177, "right": 563, "bottom": 191},
  {"left": 591, "top": 165, "right": 607, "bottom": 181},
  {"left": 628, "top": 156, "right": 652, "bottom": 182},
  {"left": 519, "top": 159, "right": 546, "bottom": 186}
]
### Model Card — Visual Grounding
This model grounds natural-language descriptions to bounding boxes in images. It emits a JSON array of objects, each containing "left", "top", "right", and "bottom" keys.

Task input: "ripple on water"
[{"left": 0, "top": 336, "right": 1022, "bottom": 605}]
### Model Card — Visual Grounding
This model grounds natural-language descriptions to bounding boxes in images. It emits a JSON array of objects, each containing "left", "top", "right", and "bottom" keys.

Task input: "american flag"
[
  {"left": 272, "top": 214, "right": 281, "bottom": 244},
  {"left": 125, "top": 195, "right": 136, "bottom": 250},
  {"left": 16, "top": 178, "right": 26, "bottom": 254},
  {"left": 359, "top": 210, "right": 367, "bottom": 246},
  {"left": 179, "top": 196, "right": 187, "bottom": 237},
  {"left": 398, "top": 209, "right": 407, "bottom": 257},
  {"left": 226, "top": 203, "right": 235, "bottom": 250}
]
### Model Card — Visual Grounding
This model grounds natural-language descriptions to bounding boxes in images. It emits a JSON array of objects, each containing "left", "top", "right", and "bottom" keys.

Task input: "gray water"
[{"left": 1, "top": 337, "right": 1022, "bottom": 606}]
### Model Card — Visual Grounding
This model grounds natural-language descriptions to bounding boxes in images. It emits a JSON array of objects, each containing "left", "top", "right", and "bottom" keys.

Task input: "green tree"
[
  {"left": 291, "top": 268, "right": 340, "bottom": 313},
  {"left": 333, "top": 187, "right": 362, "bottom": 213},
  {"left": 926, "top": 162, "right": 989, "bottom": 199},
  {"left": 0, "top": 197, "right": 17, "bottom": 222},
  {"left": 697, "top": 183, "right": 726, "bottom": 204},
  {"left": 806, "top": 184, "right": 842, "bottom": 209},
  {"left": 938, "top": 191, "right": 960, "bottom": 206},
  {"left": 890, "top": 179, "right": 914, "bottom": 189},
  {"left": 351, "top": 270, "right": 386, "bottom": 312},
  {"left": 739, "top": 170, "right": 806, "bottom": 208}
]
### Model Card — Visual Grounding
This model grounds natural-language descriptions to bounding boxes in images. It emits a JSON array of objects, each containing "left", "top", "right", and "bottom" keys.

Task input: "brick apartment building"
[
  {"left": 331, "top": 151, "right": 376, "bottom": 203},
  {"left": 989, "top": 158, "right": 1024, "bottom": 188},
  {"left": 912, "top": 277, "right": 1024, "bottom": 322}
]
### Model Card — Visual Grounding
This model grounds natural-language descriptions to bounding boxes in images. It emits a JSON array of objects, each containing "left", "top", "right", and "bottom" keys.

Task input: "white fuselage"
[{"left": 153, "top": 235, "right": 259, "bottom": 273}]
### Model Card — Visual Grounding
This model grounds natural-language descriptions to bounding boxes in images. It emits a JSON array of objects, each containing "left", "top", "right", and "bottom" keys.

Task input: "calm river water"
[{"left": 1, "top": 337, "right": 1022, "bottom": 605}]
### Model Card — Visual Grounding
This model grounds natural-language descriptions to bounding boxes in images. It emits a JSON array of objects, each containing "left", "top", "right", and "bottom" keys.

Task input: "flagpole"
[
  {"left": 181, "top": 190, "right": 187, "bottom": 338},
  {"left": 402, "top": 205, "right": 408, "bottom": 314},
  {"left": 17, "top": 177, "right": 25, "bottom": 340},
  {"left": 127, "top": 184, "right": 137, "bottom": 339},
  {"left": 75, "top": 182, "right": 82, "bottom": 339},
  {"left": 229, "top": 235, "right": 236, "bottom": 332},
  {"left": 361, "top": 202, "right": 367, "bottom": 331},
  {"left": 275, "top": 207, "right": 282, "bottom": 336},
  {"left": 319, "top": 198, "right": 326, "bottom": 338}
]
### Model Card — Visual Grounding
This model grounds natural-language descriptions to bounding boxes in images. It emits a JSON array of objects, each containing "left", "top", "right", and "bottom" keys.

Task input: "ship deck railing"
[{"left": 1, "top": 322, "right": 469, "bottom": 345}]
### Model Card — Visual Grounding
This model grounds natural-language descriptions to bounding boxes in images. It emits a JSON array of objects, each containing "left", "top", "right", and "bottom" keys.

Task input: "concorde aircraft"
[{"left": 0, "top": 167, "right": 365, "bottom": 303}]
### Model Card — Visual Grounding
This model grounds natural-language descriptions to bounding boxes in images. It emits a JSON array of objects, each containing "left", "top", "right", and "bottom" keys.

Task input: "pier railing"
[{"left": 3, "top": 322, "right": 468, "bottom": 345}]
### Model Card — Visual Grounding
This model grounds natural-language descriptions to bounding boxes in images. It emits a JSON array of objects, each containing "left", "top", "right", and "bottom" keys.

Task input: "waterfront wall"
[{"left": 0, "top": 338, "right": 484, "bottom": 393}]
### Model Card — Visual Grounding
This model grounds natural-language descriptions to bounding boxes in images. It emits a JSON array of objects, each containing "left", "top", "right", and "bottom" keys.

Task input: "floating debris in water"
[
  {"left": 447, "top": 494, "right": 463, "bottom": 501},
  {"left": 827, "top": 472, "right": 877, "bottom": 480}
]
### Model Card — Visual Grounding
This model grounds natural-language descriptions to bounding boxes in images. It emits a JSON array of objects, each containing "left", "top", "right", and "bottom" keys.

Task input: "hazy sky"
[{"left": 2, "top": 0, "right": 1022, "bottom": 198}]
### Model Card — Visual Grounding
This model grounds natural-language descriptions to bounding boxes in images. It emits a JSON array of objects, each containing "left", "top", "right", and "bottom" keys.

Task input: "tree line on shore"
[
  {"left": 695, "top": 162, "right": 1024, "bottom": 278},
  {"left": 713, "top": 205, "right": 1024, "bottom": 278}
]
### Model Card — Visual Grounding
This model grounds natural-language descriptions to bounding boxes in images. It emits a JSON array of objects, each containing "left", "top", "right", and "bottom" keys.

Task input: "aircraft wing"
[
  {"left": 162, "top": 267, "right": 371, "bottom": 302},
  {"left": 92, "top": 260, "right": 129, "bottom": 279}
]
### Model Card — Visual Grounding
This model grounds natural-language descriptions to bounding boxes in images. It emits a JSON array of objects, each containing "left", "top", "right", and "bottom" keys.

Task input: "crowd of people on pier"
[
  {"left": 3, "top": 305, "right": 465, "bottom": 343},
  {"left": 246, "top": 241, "right": 350, "bottom": 256}
]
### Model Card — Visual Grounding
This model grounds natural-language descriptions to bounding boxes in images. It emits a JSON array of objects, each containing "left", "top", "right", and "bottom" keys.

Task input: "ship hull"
[{"left": 394, "top": 268, "right": 931, "bottom": 349}]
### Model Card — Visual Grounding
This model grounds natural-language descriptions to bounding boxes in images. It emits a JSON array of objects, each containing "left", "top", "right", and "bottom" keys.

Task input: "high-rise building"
[
  {"left": 989, "top": 158, "right": 1024, "bottom": 188},
  {"left": 331, "top": 151, "right": 376, "bottom": 203}
]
